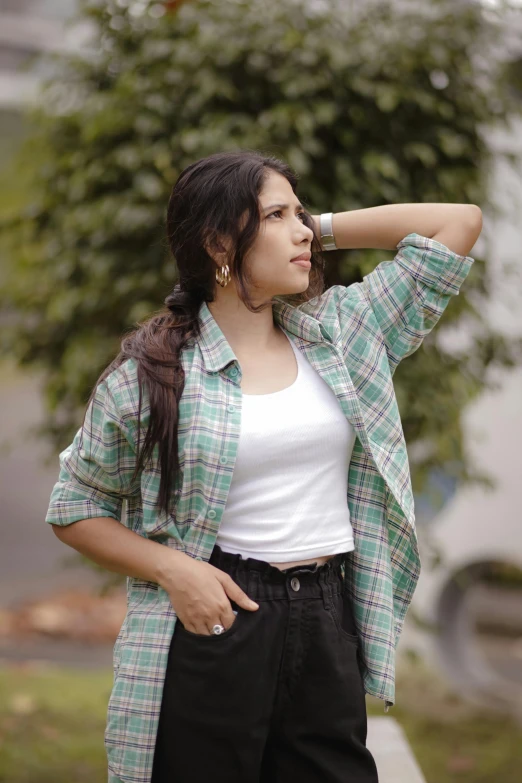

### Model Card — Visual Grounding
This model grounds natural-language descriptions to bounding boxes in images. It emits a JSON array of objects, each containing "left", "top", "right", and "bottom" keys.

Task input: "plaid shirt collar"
[{"left": 197, "top": 297, "right": 332, "bottom": 374}]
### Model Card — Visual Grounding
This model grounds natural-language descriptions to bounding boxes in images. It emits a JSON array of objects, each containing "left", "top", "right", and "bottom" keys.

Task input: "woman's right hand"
[{"left": 161, "top": 553, "right": 259, "bottom": 635}]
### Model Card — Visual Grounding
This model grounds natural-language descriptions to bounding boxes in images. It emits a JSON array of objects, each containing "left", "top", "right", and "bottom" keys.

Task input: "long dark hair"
[{"left": 81, "top": 150, "right": 326, "bottom": 518}]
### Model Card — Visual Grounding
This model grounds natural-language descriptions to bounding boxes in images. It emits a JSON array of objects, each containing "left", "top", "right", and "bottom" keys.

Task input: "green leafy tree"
[{"left": 1, "top": 0, "right": 521, "bottom": 547}]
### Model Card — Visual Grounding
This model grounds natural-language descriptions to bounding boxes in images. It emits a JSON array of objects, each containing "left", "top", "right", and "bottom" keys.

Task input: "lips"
[{"left": 291, "top": 252, "right": 312, "bottom": 263}]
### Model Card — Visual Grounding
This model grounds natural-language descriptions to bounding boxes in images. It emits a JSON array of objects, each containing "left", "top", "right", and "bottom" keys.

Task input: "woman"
[{"left": 46, "top": 150, "right": 481, "bottom": 783}]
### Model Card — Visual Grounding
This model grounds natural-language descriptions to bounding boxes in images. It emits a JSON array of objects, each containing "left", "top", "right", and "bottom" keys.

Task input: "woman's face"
[{"left": 244, "top": 170, "right": 315, "bottom": 299}]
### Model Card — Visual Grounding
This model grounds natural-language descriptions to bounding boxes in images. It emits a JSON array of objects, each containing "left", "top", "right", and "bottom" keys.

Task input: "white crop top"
[{"left": 215, "top": 332, "right": 357, "bottom": 562}]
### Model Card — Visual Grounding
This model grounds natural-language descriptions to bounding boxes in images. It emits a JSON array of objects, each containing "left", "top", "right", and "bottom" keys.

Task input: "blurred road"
[{"left": 0, "top": 360, "right": 112, "bottom": 610}]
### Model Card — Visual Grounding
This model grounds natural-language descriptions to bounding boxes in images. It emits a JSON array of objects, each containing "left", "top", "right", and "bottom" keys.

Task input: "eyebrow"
[{"left": 262, "top": 202, "right": 305, "bottom": 212}]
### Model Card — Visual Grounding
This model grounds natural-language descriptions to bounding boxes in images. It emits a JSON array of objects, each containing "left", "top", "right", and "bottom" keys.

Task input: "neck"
[{"left": 207, "top": 295, "right": 281, "bottom": 354}]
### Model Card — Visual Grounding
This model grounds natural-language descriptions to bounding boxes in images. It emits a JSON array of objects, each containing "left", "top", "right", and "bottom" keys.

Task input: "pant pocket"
[
  {"left": 174, "top": 600, "right": 243, "bottom": 641},
  {"left": 328, "top": 590, "right": 359, "bottom": 643}
]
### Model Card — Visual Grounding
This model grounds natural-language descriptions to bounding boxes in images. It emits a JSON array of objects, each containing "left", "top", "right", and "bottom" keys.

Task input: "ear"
[{"left": 204, "top": 229, "right": 232, "bottom": 264}]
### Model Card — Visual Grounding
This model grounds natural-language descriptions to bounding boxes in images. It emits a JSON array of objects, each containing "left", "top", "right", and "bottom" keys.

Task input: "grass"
[
  {"left": 0, "top": 655, "right": 521, "bottom": 783},
  {"left": 0, "top": 664, "right": 112, "bottom": 783}
]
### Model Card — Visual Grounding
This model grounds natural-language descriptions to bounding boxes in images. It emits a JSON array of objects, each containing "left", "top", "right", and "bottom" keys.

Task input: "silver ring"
[{"left": 212, "top": 623, "right": 225, "bottom": 635}]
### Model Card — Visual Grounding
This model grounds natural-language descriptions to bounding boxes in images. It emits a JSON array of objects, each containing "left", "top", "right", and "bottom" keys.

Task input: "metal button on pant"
[{"left": 151, "top": 545, "right": 379, "bottom": 783}]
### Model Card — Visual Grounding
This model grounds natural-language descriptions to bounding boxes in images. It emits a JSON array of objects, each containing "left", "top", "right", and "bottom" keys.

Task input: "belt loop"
[
  {"left": 340, "top": 554, "right": 348, "bottom": 594},
  {"left": 319, "top": 569, "right": 332, "bottom": 611},
  {"left": 246, "top": 567, "right": 260, "bottom": 603}
]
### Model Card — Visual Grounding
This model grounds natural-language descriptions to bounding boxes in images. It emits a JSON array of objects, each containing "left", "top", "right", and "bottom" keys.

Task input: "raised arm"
[
  {"left": 308, "top": 204, "right": 482, "bottom": 374},
  {"left": 311, "top": 202, "right": 482, "bottom": 257}
]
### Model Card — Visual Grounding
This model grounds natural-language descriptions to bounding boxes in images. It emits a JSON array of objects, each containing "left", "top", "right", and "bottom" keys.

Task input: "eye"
[{"left": 268, "top": 210, "right": 307, "bottom": 222}]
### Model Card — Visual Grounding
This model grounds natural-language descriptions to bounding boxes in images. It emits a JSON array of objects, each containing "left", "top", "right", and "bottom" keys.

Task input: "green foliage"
[{"left": 1, "top": 0, "right": 521, "bottom": 504}]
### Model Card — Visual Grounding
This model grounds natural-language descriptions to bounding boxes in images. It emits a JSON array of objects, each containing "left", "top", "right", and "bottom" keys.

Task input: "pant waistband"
[{"left": 209, "top": 544, "right": 350, "bottom": 602}]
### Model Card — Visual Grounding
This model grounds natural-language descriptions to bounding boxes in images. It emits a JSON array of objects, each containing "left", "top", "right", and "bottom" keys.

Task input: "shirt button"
[
  {"left": 195, "top": 556, "right": 203, "bottom": 561},
  {"left": 219, "top": 456, "right": 228, "bottom": 465},
  {"left": 208, "top": 510, "right": 217, "bottom": 519},
  {"left": 230, "top": 367, "right": 238, "bottom": 376},
  {"left": 227, "top": 404, "right": 236, "bottom": 413}
]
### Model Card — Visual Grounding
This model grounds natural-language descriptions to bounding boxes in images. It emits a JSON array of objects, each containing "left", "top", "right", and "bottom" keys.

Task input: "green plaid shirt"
[{"left": 45, "top": 233, "right": 474, "bottom": 783}]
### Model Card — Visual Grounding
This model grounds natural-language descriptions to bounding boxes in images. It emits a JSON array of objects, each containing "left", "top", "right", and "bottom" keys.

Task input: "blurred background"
[{"left": 0, "top": 1, "right": 521, "bottom": 781}]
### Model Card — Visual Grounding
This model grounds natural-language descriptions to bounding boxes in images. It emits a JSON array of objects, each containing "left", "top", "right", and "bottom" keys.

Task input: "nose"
[{"left": 297, "top": 217, "right": 314, "bottom": 239}]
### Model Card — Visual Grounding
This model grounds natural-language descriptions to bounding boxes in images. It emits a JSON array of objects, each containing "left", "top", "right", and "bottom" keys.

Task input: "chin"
[
  {"left": 276, "top": 284, "right": 308, "bottom": 297},
  {"left": 269, "top": 275, "right": 310, "bottom": 298},
  {"left": 294, "top": 278, "right": 311, "bottom": 293}
]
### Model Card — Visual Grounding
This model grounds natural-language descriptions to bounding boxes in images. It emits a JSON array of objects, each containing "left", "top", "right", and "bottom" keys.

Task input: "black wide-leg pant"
[{"left": 151, "top": 544, "right": 379, "bottom": 782}]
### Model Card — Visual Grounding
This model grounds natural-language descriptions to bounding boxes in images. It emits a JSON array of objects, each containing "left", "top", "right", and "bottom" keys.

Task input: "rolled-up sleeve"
[
  {"left": 45, "top": 376, "right": 139, "bottom": 527},
  {"left": 360, "top": 232, "right": 474, "bottom": 373}
]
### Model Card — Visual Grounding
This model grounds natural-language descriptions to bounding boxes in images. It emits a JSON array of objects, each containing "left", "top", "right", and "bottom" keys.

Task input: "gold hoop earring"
[{"left": 215, "top": 263, "right": 231, "bottom": 288}]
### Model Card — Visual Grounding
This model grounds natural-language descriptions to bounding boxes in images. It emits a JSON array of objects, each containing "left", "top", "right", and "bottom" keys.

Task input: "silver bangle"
[{"left": 319, "top": 212, "right": 337, "bottom": 251}]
